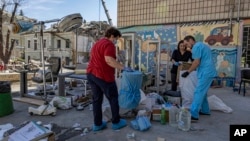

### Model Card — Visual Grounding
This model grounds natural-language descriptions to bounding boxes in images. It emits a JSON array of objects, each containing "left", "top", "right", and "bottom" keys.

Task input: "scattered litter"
[
  {"left": 43, "top": 123, "right": 53, "bottom": 131},
  {"left": 76, "top": 105, "right": 84, "bottom": 111},
  {"left": 80, "top": 133, "right": 86, "bottom": 136},
  {"left": 126, "top": 132, "right": 135, "bottom": 139},
  {"left": 74, "top": 127, "right": 82, "bottom": 131},
  {"left": 89, "top": 104, "right": 93, "bottom": 111},
  {"left": 72, "top": 123, "right": 81, "bottom": 128},
  {"left": 50, "top": 96, "right": 72, "bottom": 110},
  {"left": 80, "top": 127, "right": 90, "bottom": 136},
  {"left": 36, "top": 121, "right": 42, "bottom": 125},
  {"left": 0, "top": 123, "right": 14, "bottom": 140},
  {"left": 28, "top": 103, "right": 56, "bottom": 116},
  {"left": 190, "top": 126, "right": 205, "bottom": 131},
  {"left": 83, "top": 128, "right": 89, "bottom": 133},
  {"left": 156, "top": 137, "right": 165, "bottom": 141}
]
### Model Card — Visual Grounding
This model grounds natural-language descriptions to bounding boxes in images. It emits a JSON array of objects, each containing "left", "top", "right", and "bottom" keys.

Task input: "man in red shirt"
[{"left": 87, "top": 27, "right": 131, "bottom": 131}]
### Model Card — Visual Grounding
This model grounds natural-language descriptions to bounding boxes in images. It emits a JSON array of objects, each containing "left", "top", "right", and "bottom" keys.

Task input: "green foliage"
[{"left": 193, "top": 31, "right": 204, "bottom": 42}]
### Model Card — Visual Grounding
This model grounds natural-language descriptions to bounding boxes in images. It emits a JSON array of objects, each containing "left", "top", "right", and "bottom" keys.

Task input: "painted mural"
[
  {"left": 179, "top": 23, "right": 240, "bottom": 86},
  {"left": 180, "top": 23, "right": 240, "bottom": 46},
  {"left": 119, "top": 25, "right": 178, "bottom": 74},
  {"left": 211, "top": 47, "right": 237, "bottom": 78},
  {"left": 118, "top": 23, "right": 241, "bottom": 86}
]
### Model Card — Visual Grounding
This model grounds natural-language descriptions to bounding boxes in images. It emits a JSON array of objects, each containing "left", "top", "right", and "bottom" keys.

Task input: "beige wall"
[
  {"left": 24, "top": 32, "right": 75, "bottom": 63},
  {"left": 118, "top": 0, "right": 250, "bottom": 27}
]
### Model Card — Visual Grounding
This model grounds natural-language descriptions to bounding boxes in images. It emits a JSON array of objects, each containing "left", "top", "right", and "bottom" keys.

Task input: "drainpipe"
[
  {"left": 237, "top": 0, "right": 241, "bottom": 22},
  {"left": 228, "top": 0, "right": 235, "bottom": 36}
]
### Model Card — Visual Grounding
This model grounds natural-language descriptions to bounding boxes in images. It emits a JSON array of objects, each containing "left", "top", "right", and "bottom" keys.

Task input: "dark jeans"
[
  {"left": 171, "top": 73, "right": 177, "bottom": 91},
  {"left": 87, "top": 73, "right": 120, "bottom": 126}
]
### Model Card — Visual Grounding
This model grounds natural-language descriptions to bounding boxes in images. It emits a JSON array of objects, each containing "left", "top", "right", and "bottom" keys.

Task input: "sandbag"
[{"left": 119, "top": 71, "right": 143, "bottom": 109}]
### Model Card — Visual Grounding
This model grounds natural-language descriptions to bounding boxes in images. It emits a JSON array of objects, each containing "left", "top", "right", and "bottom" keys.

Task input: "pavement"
[{"left": 0, "top": 82, "right": 250, "bottom": 141}]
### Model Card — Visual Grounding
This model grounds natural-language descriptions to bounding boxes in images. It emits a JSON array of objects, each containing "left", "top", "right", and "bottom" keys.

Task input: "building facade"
[
  {"left": 118, "top": 0, "right": 250, "bottom": 27},
  {"left": 117, "top": 0, "right": 250, "bottom": 86}
]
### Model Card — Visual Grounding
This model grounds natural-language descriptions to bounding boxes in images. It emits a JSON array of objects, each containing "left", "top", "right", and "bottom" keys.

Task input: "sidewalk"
[{"left": 1, "top": 83, "right": 250, "bottom": 141}]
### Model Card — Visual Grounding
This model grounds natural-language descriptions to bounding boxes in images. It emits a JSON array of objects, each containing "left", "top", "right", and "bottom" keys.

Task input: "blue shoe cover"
[
  {"left": 112, "top": 119, "right": 127, "bottom": 130},
  {"left": 92, "top": 121, "right": 107, "bottom": 131}
]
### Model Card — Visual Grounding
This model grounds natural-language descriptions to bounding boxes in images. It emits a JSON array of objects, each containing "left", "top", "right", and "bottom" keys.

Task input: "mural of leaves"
[{"left": 193, "top": 31, "right": 204, "bottom": 42}]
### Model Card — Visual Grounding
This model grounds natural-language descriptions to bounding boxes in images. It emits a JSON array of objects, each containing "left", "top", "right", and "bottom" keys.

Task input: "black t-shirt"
[{"left": 170, "top": 50, "right": 193, "bottom": 74}]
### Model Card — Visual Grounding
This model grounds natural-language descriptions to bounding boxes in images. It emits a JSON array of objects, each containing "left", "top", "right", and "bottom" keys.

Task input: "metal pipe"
[
  {"left": 40, "top": 22, "right": 47, "bottom": 98},
  {"left": 138, "top": 39, "right": 142, "bottom": 71},
  {"left": 228, "top": 0, "right": 235, "bottom": 36},
  {"left": 237, "top": 0, "right": 241, "bottom": 22},
  {"left": 75, "top": 29, "right": 78, "bottom": 63},
  {"left": 156, "top": 42, "right": 161, "bottom": 94}
]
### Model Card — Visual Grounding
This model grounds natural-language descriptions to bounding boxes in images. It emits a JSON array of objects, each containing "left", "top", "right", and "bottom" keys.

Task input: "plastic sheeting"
[
  {"left": 208, "top": 95, "right": 233, "bottom": 113},
  {"left": 119, "top": 71, "right": 143, "bottom": 110},
  {"left": 0, "top": 81, "right": 11, "bottom": 93},
  {"left": 179, "top": 71, "right": 197, "bottom": 108}
]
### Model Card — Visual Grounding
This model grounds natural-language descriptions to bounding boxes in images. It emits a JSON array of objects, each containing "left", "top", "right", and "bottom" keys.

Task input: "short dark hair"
[
  {"left": 184, "top": 35, "right": 196, "bottom": 42},
  {"left": 104, "top": 27, "right": 121, "bottom": 38}
]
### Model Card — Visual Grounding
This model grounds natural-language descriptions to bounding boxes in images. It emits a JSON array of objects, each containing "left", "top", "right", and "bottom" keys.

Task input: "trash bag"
[
  {"left": 179, "top": 71, "right": 197, "bottom": 108},
  {"left": 119, "top": 71, "right": 143, "bottom": 109},
  {"left": 208, "top": 95, "right": 233, "bottom": 113},
  {"left": 0, "top": 81, "right": 11, "bottom": 93},
  {"left": 163, "top": 90, "right": 181, "bottom": 97},
  {"left": 50, "top": 96, "right": 72, "bottom": 110}
]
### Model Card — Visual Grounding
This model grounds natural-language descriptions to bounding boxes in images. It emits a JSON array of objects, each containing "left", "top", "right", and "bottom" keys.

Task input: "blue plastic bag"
[
  {"left": 118, "top": 71, "right": 142, "bottom": 109},
  {"left": 130, "top": 116, "right": 151, "bottom": 131}
]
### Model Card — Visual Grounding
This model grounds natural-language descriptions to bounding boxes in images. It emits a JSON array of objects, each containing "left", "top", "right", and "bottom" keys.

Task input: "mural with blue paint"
[
  {"left": 119, "top": 25, "right": 178, "bottom": 73},
  {"left": 211, "top": 47, "right": 237, "bottom": 78}
]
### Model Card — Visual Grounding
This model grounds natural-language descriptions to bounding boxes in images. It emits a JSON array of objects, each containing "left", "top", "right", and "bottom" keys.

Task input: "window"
[
  {"left": 15, "top": 40, "right": 19, "bottom": 45},
  {"left": 43, "top": 39, "right": 46, "bottom": 48},
  {"left": 242, "top": 26, "right": 250, "bottom": 67},
  {"left": 57, "top": 40, "right": 61, "bottom": 48},
  {"left": 28, "top": 40, "right": 30, "bottom": 48},
  {"left": 66, "top": 39, "right": 70, "bottom": 48},
  {"left": 34, "top": 40, "right": 37, "bottom": 50}
]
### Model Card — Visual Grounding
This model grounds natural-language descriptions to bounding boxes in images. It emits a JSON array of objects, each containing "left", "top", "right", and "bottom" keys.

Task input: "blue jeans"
[{"left": 87, "top": 73, "right": 120, "bottom": 125}]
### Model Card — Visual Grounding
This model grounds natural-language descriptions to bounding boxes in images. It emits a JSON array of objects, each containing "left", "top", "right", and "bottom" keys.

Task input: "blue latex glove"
[
  {"left": 174, "top": 62, "right": 179, "bottom": 66},
  {"left": 122, "top": 66, "right": 133, "bottom": 72}
]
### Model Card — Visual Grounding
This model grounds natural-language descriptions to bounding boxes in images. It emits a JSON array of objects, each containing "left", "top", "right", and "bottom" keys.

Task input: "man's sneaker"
[
  {"left": 191, "top": 116, "right": 199, "bottom": 122},
  {"left": 92, "top": 121, "right": 107, "bottom": 131},
  {"left": 112, "top": 119, "right": 127, "bottom": 130},
  {"left": 199, "top": 112, "right": 210, "bottom": 115}
]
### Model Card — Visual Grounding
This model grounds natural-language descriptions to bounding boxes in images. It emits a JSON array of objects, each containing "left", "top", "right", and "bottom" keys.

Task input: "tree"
[{"left": 0, "top": 0, "right": 25, "bottom": 68}]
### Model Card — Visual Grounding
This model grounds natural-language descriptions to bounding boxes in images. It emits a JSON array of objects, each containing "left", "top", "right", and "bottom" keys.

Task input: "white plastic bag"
[
  {"left": 179, "top": 71, "right": 197, "bottom": 108},
  {"left": 50, "top": 96, "right": 72, "bottom": 110},
  {"left": 208, "top": 95, "right": 233, "bottom": 113}
]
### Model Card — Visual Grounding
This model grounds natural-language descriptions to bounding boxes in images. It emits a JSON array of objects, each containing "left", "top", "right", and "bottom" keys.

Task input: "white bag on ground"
[
  {"left": 208, "top": 95, "right": 233, "bottom": 113},
  {"left": 179, "top": 71, "right": 197, "bottom": 108},
  {"left": 50, "top": 96, "right": 72, "bottom": 109}
]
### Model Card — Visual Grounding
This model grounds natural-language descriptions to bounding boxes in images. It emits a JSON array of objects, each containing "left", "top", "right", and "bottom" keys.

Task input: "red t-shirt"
[{"left": 87, "top": 38, "right": 116, "bottom": 82}]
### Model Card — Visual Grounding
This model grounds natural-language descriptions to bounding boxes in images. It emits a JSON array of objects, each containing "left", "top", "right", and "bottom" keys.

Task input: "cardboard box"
[
  {"left": 151, "top": 108, "right": 169, "bottom": 122},
  {"left": 177, "top": 62, "right": 192, "bottom": 82}
]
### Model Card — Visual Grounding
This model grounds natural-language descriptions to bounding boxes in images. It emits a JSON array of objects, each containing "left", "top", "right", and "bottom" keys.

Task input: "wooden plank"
[{"left": 13, "top": 97, "right": 45, "bottom": 106}]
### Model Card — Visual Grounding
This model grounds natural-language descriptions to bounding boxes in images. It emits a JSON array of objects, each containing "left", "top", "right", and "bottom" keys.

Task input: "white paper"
[{"left": 8, "top": 122, "right": 47, "bottom": 141}]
